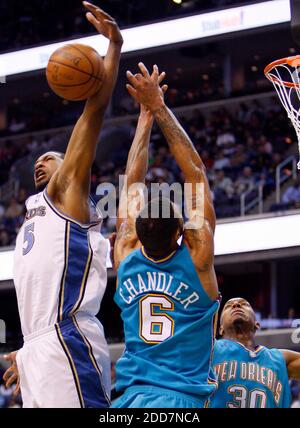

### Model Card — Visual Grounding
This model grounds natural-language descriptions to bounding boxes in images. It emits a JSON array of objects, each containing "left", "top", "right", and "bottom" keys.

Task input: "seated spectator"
[
  {"left": 230, "top": 144, "right": 247, "bottom": 169},
  {"left": 8, "top": 117, "right": 26, "bottom": 134},
  {"left": 292, "top": 391, "right": 300, "bottom": 408},
  {"left": 214, "top": 169, "right": 235, "bottom": 198},
  {"left": 5, "top": 197, "right": 23, "bottom": 219},
  {"left": 235, "top": 166, "right": 256, "bottom": 195},
  {"left": 17, "top": 188, "right": 28, "bottom": 205},
  {"left": 0, "top": 203, "right": 5, "bottom": 220},
  {"left": 0, "top": 229, "right": 11, "bottom": 247},
  {"left": 213, "top": 149, "right": 230, "bottom": 170},
  {"left": 282, "top": 177, "right": 300, "bottom": 207}
]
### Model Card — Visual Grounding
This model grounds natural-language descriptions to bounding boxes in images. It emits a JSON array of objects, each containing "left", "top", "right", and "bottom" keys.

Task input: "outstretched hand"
[
  {"left": 126, "top": 63, "right": 168, "bottom": 113},
  {"left": 2, "top": 352, "right": 20, "bottom": 397},
  {"left": 83, "top": 2, "right": 123, "bottom": 45},
  {"left": 82, "top": 2, "right": 123, "bottom": 111}
]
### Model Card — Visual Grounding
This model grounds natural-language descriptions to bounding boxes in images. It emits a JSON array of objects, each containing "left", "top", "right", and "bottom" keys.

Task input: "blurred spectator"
[
  {"left": 0, "top": 230, "right": 10, "bottom": 247},
  {"left": 214, "top": 169, "right": 234, "bottom": 198},
  {"left": 5, "top": 197, "right": 23, "bottom": 219},
  {"left": 213, "top": 150, "right": 230, "bottom": 170},
  {"left": 17, "top": 188, "right": 28, "bottom": 205},
  {"left": 235, "top": 167, "right": 256, "bottom": 195},
  {"left": 0, "top": 96, "right": 297, "bottom": 246},
  {"left": 282, "top": 177, "right": 300, "bottom": 207},
  {"left": 288, "top": 308, "right": 296, "bottom": 320},
  {"left": 8, "top": 118, "right": 26, "bottom": 134},
  {"left": 292, "top": 391, "right": 300, "bottom": 408},
  {"left": 0, "top": 203, "right": 5, "bottom": 220}
]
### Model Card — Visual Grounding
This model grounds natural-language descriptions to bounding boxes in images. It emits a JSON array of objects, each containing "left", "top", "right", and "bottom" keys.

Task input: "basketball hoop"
[{"left": 264, "top": 55, "right": 300, "bottom": 169}]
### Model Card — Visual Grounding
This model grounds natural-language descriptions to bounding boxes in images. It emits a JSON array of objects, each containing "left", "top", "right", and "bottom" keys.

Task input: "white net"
[{"left": 265, "top": 57, "right": 300, "bottom": 169}]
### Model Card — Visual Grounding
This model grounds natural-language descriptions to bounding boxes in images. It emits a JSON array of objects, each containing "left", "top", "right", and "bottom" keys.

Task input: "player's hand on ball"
[
  {"left": 3, "top": 351, "right": 20, "bottom": 397},
  {"left": 83, "top": 2, "right": 123, "bottom": 45},
  {"left": 126, "top": 63, "right": 168, "bottom": 113}
]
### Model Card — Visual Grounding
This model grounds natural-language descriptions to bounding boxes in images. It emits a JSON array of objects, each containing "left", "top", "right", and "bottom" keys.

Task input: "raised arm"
[
  {"left": 48, "top": 2, "right": 123, "bottom": 223},
  {"left": 281, "top": 349, "right": 300, "bottom": 380},
  {"left": 126, "top": 63, "right": 218, "bottom": 300},
  {"left": 126, "top": 63, "right": 215, "bottom": 232},
  {"left": 114, "top": 106, "right": 153, "bottom": 269},
  {"left": 114, "top": 69, "right": 167, "bottom": 269}
]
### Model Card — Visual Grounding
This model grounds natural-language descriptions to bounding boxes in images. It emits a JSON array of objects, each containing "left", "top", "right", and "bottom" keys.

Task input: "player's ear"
[
  {"left": 254, "top": 321, "right": 260, "bottom": 331},
  {"left": 219, "top": 325, "right": 224, "bottom": 336}
]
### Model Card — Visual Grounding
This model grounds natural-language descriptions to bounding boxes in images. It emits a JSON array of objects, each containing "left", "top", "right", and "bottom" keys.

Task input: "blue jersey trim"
[
  {"left": 55, "top": 317, "right": 110, "bottom": 408},
  {"left": 57, "top": 222, "right": 92, "bottom": 322},
  {"left": 44, "top": 189, "right": 102, "bottom": 229}
]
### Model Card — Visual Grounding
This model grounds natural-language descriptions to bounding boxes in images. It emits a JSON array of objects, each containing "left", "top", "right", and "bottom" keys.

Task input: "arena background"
[{"left": 1, "top": 0, "right": 300, "bottom": 408}]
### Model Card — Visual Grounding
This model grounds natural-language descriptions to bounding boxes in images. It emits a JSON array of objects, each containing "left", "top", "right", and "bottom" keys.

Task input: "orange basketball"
[{"left": 46, "top": 43, "right": 105, "bottom": 101}]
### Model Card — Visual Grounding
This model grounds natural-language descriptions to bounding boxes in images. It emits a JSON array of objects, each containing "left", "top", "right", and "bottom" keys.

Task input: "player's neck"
[
  {"left": 144, "top": 243, "right": 179, "bottom": 260},
  {"left": 223, "top": 331, "right": 256, "bottom": 351}
]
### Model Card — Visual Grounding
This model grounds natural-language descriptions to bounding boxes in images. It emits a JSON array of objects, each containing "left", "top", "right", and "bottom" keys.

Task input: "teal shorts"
[{"left": 111, "top": 385, "right": 210, "bottom": 408}]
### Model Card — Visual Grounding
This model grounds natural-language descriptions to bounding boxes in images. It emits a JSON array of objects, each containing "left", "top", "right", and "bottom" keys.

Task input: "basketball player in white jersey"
[{"left": 12, "top": 2, "right": 123, "bottom": 408}]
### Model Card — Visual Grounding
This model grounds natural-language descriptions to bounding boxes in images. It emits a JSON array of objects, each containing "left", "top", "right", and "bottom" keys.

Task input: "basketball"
[{"left": 46, "top": 43, "right": 105, "bottom": 101}]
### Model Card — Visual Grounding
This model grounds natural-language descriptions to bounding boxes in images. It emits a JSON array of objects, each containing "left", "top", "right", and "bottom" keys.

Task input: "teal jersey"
[
  {"left": 114, "top": 243, "right": 220, "bottom": 401},
  {"left": 210, "top": 339, "right": 291, "bottom": 408}
]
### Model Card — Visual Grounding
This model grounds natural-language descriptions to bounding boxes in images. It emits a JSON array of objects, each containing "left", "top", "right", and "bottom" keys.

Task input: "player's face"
[
  {"left": 220, "top": 298, "right": 258, "bottom": 333},
  {"left": 34, "top": 154, "right": 61, "bottom": 191}
]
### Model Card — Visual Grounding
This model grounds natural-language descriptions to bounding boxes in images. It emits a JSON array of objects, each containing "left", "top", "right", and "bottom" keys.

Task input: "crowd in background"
[{"left": 0, "top": 98, "right": 296, "bottom": 247}]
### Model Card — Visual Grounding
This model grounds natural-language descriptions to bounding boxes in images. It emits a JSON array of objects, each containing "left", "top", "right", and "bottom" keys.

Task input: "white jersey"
[
  {"left": 14, "top": 189, "right": 108, "bottom": 336},
  {"left": 13, "top": 189, "right": 111, "bottom": 408}
]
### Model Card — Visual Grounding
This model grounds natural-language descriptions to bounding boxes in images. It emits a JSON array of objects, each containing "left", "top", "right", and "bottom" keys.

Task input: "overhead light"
[{"left": 173, "top": 0, "right": 182, "bottom": 4}]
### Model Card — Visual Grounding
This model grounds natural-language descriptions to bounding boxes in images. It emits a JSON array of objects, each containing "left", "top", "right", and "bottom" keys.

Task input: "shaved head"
[{"left": 219, "top": 297, "right": 260, "bottom": 337}]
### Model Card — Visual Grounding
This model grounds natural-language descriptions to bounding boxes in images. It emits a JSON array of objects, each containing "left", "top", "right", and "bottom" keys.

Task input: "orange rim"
[{"left": 264, "top": 55, "right": 300, "bottom": 88}]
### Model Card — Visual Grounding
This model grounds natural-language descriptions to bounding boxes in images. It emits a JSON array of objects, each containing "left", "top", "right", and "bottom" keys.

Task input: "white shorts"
[{"left": 16, "top": 314, "right": 111, "bottom": 408}]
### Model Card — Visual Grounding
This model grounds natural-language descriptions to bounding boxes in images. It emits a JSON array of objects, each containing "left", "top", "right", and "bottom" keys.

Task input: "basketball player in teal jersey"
[
  {"left": 112, "top": 63, "right": 220, "bottom": 408},
  {"left": 211, "top": 297, "right": 300, "bottom": 408}
]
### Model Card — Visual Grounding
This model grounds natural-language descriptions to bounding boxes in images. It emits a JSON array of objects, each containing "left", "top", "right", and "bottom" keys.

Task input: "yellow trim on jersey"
[
  {"left": 141, "top": 246, "right": 177, "bottom": 263},
  {"left": 59, "top": 222, "right": 70, "bottom": 322},
  {"left": 204, "top": 399, "right": 210, "bottom": 408},
  {"left": 213, "top": 310, "right": 219, "bottom": 338},
  {"left": 234, "top": 340, "right": 264, "bottom": 354},
  {"left": 56, "top": 323, "right": 85, "bottom": 408},
  {"left": 207, "top": 303, "right": 220, "bottom": 387}
]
